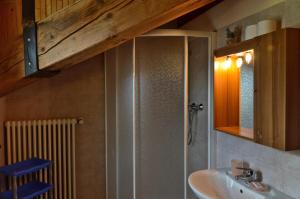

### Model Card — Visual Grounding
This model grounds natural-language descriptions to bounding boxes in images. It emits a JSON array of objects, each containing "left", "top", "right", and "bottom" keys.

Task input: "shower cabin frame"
[{"left": 105, "top": 29, "right": 216, "bottom": 199}]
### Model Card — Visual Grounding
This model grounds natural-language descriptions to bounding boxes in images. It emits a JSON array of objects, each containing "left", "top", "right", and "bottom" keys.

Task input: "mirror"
[{"left": 214, "top": 50, "right": 254, "bottom": 139}]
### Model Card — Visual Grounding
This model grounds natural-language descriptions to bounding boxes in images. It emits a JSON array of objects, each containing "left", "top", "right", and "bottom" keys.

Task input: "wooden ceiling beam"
[
  {"left": 0, "top": 0, "right": 215, "bottom": 95},
  {"left": 37, "top": 0, "right": 215, "bottom": 70}
]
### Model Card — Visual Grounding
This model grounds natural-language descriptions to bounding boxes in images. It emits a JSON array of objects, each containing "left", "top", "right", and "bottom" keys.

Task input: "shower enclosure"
[{"left": 105, "top": 29, "right": 215, "bottom": 199}]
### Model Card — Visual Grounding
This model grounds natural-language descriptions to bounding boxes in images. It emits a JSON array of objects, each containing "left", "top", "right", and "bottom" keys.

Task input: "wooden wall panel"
[{"left": 0, "top": 1, "right": 21, "bottom": 45}]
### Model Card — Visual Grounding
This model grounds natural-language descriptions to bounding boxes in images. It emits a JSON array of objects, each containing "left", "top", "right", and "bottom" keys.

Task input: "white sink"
[{"left": 188, "top": 169, "right": 292, "bottom": 199}]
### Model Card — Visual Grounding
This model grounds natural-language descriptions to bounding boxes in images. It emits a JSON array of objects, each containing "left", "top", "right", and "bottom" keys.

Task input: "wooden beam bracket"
[
  {"left": 23, "top": 24, "right": 39, "bottom": 76},
  {"left": 22, "top": 0, "right": 59, "bottom": 77},
  {"left": 22, "top": 0, "right": 38, "bottom": 76}
]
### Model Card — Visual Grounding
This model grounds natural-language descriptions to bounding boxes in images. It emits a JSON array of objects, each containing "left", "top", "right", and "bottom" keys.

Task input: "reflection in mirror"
[
  {"left": 240, "top": 55, "right": 254, "bottom": 136},
  {"left": 214, "top": 50, "right": 254, "bottom": 139}
]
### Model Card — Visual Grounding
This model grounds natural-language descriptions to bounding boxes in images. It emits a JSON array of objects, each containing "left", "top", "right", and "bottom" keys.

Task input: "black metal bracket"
[
  {"left": 23, "top": 0, "right": 38, "bottom": 76},
  {"left": 23, "top": 24, "right": 40, "bottom": 76},
  {"left": 22, "top": 0, "right": 59, "bottom": 77}
]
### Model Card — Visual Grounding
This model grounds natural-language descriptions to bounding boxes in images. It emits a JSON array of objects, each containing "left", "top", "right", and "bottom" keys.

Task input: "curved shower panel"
[{"left": 105, "top": 29, "right": 215, "bottom": 199}]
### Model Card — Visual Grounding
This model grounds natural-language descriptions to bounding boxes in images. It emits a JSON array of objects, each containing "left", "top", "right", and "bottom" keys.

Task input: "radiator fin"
[{"left": 4, "top": 119, "right": 77, "bottom": 199}]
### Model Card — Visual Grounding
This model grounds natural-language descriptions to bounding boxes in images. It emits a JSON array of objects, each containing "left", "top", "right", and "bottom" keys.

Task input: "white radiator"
[{"left": 4, "top": 119, "right": 77, "bottom": 199}]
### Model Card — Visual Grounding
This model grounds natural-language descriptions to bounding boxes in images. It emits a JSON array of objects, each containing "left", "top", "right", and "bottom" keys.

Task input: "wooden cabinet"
[
  {"left": 255, "top": 28, "right": 300, "bottom": 150},
  {"left": 214, "top": 28, "right": 300, "bottom": 151}
]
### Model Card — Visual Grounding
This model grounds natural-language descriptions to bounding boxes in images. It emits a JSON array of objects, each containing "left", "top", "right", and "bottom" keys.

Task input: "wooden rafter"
[{"left": 0, "top": 0, "right": 215, "bottom": 96}]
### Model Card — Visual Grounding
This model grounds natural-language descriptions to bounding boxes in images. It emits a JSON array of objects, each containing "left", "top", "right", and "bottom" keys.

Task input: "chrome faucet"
[{"left": 235, "top": 167, "right": 262, "bottom": 183}]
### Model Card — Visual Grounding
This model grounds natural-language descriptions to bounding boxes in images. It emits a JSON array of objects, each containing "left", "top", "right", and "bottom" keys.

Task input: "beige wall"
[
  {"left": 284, "top": 0, "right": 300, "bottom": 27},
  {"left": 182, "top": 0, "right": 285, "bottom": 31},
  {"left": 182, "top": 0, "right": 300, "bottom": 48},
  {"left": 0, "top": 55, "right": 106, "bottom": 199}
]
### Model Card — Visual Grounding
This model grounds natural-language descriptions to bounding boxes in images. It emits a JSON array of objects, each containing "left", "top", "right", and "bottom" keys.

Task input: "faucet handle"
[
  {"left": 235, "top": 167, "right": 253, "bottom": 171},
  {"left": 235, "top": 167, "right": 262, "bottom": 182},
  {"left": 252, "top": 170, "right": 263, "bottom": 182},
  {"left": 235, "top": 167, "right": 254, "bottom": 177}
]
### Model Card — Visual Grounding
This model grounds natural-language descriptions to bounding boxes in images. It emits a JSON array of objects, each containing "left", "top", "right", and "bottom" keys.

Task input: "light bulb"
[
  {"left": 236, "top": 57, "right": 243, "bottom": 68},
  {"left": 245, "top": 52, "right": 252, "bottom": 64},
  {"left": 214, "top": 61, "right": 220, "bottom": 70},
  {"left": 223, "top": 57, "right": 232, "bottom": 70},
  {"left": 236, "top": 52, "right": 244, "bottom": 57}
]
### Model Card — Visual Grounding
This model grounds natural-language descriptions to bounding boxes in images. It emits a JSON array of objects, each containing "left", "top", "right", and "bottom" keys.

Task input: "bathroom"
[{"left": 0, "top": 0, "right": 300, "bottom": 199}]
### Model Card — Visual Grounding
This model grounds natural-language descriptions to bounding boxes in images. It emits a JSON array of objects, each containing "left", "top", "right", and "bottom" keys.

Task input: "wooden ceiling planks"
[{"left": 35, "top": 0, "right": 80, "bottom": 21}]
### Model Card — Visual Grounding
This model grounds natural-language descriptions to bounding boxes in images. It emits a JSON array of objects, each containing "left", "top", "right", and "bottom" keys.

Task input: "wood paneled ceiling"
[{"left": 35, "top": 0, "right": 80, "bottom": 21}]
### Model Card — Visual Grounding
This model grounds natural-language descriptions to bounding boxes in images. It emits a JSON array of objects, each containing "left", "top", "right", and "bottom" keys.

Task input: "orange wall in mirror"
[{"left": 214, "top": 56, "right": 240, "bottom": 129}]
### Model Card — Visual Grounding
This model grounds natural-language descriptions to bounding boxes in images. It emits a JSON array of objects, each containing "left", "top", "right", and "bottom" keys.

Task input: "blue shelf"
[
  {"left": 0, "top": 158, "right": 51, "bottom": 177},
  {"left": 0, "top": 181, "right": 53, "bottom": 199}
]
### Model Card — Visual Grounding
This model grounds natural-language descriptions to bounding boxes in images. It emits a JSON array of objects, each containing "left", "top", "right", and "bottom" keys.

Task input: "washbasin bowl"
[{"left": 188, "top": 169, "right": 292, "bottom": 199}]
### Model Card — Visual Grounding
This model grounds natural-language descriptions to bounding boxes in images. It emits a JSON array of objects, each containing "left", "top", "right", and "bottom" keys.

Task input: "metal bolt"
[
  {"left": 28, "top": 62, "right": 32, "bottom": 66},
  {"left": 27, "top": 38, "right": 31, "bottom": 42}
]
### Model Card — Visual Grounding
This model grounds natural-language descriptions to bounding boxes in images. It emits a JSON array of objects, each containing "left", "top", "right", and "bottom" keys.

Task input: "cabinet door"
[
  {"left": 284, "top": 28, "right": 300, "bottom": 150},
  {"left": 255, "top": 32, "right": 275, "bottom": 147},
  {"left": 254, "top": 30, "right": 285, "bottom": 150}
]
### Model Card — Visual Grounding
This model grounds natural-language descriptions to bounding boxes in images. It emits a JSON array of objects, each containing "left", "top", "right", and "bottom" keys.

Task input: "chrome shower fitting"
[
  {"left": 189, "top": 103, "right": 204, "bottom": 112},
  {"left": 188, "top": 103, "right": 204, "bottom": 146}
]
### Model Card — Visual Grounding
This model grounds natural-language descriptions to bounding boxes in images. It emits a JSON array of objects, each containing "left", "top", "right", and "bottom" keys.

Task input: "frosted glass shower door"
[
  {"left": 135, "top": 37, "right": 185, "bottom": 199},
  {"left": 187, "top": 37, "right": 209, "bottom": 199},
  {"left": 106, "top": 41, "right": 134, "bottom": 199}
]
